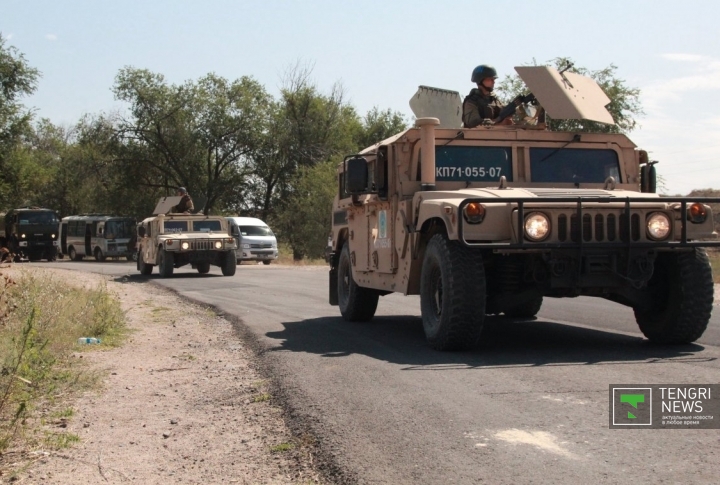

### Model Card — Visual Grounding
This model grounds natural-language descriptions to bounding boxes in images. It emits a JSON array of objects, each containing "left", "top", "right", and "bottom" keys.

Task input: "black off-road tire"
[
  {"left": 503, "top": 296, "right": 544, "bottom": 319},
  {"left": 158, "top": 248, "right": 174, "bottom": 278},
  {"left": 337, "top": 244, "right": 379, "bottom": 321},
  {"left": 197, "top": 262, "right": 211, "bottom": 274},
  {"left": 221, "top": 251, "right": 236, "bottom": 276},
  {"left": 420, "top": 234, "right": 486, "bottom": 351},
  {"left": 633, "top": 248, "right": 713, "bottom": 344},
  {"left": 94, "top": 247, "right": 105, "bottom": 262},
  {"left": 262, "top": 260, "right": 271, "bottom": 265},
  {"left": 138, "top": 255, "right": 153, "bottom": 275},
  {"left": 69, "top": 246, "right": 83, "bottom": 261}
]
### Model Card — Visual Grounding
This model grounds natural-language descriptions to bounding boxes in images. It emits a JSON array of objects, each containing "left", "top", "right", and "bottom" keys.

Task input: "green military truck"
[
  {"left": 327, "top": 65, "right": 719, "bottom": 351},
  {"left": 0, "top": 207, "right": 60, "bottom": 261}
]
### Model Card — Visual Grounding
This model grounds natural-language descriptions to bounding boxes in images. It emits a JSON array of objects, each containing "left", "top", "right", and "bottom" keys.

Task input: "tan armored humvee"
[
  {"left": 136, "top": 198, "right": 237, "bottom": 277},
  {"left": 328, "top": 66, "right": 720, "bottom": 351}
]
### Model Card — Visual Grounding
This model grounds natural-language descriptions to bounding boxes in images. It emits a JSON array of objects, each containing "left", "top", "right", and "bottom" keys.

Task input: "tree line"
[
  {"left": 4, "top": 36, "right": 673, "bottom": 260},
  {"left": 0, "top": 37, "right": 406, "bottom": 259}
]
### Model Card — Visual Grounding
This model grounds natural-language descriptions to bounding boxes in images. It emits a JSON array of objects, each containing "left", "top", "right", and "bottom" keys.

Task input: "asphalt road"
[{"left": 31, "top": 260, "right": 720, "bottom": 484}]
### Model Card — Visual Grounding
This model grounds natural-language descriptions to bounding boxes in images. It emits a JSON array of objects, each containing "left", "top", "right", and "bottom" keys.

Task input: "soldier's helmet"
[
  {"left": 471, "top": 65, "right": 498, "bottom": 83},
  {"left": 177, "top": 187, "right": 187, "bottom": 194}
]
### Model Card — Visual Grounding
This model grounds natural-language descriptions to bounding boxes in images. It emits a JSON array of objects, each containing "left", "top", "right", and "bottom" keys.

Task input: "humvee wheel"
[
  {"left": 262, "top": 260, "right": 271, "bottom": 265},
  {"left": 633, "top": 248, "right": 713, "bottom": 344},
  {"left": 221, "top": 251, "right": 236, "bottom": 276},
  {"left": 197, "top": 262, "right": 211, "bottom": 274},
  {"left": 69, "top": 246, "right": 83, "bottom": 261},
  {"left": 94, "top": 247, "right": 105, "bottom": 262},
  {"left": 138, "top": 254, "right": 153, "bottom": 275},
  {"left": 158, "top": 248, "right": 174, "bottom": 277},
  {"left": 420, "top": 234, "right": 486, "bottom": 351},
  {"left": 503, "top": 296, "right": 544, "bottom": 318},
  {"left": 337, "top": 244, "right": 379, "bottom": 321}
]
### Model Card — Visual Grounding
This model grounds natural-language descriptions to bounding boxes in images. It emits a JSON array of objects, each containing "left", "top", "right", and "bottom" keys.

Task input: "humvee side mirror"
[
  {"left": 640, "top": 162, "right": 658, "bottom": 193},
  {"left": 345, "top": 157, "right": 369, "bottom": 194},
  {"left": 138, "top": 226, "right": 146, "bottom": 237}
]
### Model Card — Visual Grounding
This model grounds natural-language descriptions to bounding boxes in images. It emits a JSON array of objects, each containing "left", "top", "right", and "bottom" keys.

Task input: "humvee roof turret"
[{"left": 327, "top": 65, "right": 720, "bottom": 351}]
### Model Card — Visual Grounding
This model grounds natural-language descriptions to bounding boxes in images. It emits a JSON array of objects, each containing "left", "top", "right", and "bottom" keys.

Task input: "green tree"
[
  {"left": 355, "top": 107, "right": 407, "bottom": 149},
  {"left": 111, "top": 68, "right": 271, "bottom": 214},
  {"left": 276, "top": 160, "right": 337, "bottom": 260},
  {"left": 0, "top": 34, "right": 40, "bottom": 208},
  {"left": 495, "top": 57, "right": 643, "bottom": 134}
]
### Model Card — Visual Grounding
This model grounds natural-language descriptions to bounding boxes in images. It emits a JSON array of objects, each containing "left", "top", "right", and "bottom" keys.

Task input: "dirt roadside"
[
  {"left": 3, "top": 266, "right": 324, "bottom": 484},
  {"left": 5, "top": 266, "right": 720, "bottom": 484}
]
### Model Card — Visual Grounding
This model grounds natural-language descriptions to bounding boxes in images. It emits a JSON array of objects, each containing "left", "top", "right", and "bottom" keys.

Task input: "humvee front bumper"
[{"left": 457, "top": 196, "right": 720, "bottom": 250}]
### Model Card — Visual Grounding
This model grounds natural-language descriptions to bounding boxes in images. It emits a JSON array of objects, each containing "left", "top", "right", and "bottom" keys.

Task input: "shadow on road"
[
  {"left": 112, "top": 273, "right": 227, "bottom": 283},
  {"left": 266, "top": 315, "right": 714, "bottom": 370}
]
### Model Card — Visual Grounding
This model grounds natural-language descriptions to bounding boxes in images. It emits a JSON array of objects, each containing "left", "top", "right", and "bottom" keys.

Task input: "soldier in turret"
[
  {"left": 462, "top": 64, "right": 513, "bottom": 128},
  {"left": 173, "top": 187, "right": 194, "bottom": 213}
]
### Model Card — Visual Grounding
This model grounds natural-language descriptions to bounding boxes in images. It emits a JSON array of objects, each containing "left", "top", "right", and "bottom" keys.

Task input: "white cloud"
[
  {"left": 640, "top": 54, "right": 720, "bottom": 113},
  {"left": 45, "top": 34, "right": 57, "bottom": 41},
  {"left": 661, "top": 53, "right": 707, "bottom": 63},
  {"left": 631, "top": 54, "right": 720, "bottom": 194}
]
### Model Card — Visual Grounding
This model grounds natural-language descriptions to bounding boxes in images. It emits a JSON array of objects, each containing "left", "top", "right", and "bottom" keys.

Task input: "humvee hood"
[{"left": 426, "top": 187, "right": 662, "bottom": 201}]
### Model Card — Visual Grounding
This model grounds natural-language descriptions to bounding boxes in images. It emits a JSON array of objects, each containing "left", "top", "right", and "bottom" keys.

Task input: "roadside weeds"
[{"left": 0, "top": 267, "right": 323, "bottom": 484}]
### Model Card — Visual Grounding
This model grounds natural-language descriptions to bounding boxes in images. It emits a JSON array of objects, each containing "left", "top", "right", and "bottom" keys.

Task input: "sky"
[{"left": 3, "top": 0, "right": 720, "bottom": 195}]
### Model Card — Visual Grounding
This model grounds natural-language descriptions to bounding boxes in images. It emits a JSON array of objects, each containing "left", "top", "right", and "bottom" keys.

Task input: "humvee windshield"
[
  {"left": 434, "top": 146, "right": 512, "bottom": 182},
  {"left": 163, "top": 220, "right": 223, "bottom": 233},
  {"left": 18, "top": 211, "right": 58, "bottom": 225},
  {"left": 193, "top": 220, "right": 222, "bottom": 232},
  {"left": 530, "top": 148, "right": 620, "bottom": 183},
  {"left": 164, "top": 221, "right": 188, "bottom": 233},
  {"left": 240, "top": 226, "right": 274, "bottom": 237}
]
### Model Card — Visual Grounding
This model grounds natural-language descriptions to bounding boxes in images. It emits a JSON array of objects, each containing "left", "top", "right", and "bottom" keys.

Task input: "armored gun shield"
[
  {"left": 515, "top": 66, "right": 614, "bottom": 124},
  {"left": 409, "top": 86, "right": 463, "bottom": 129}
]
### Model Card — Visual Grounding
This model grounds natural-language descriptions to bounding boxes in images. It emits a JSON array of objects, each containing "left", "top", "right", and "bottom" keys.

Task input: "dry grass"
[{"left": 0, "top": 269, "right": 127, "bottom": 458}]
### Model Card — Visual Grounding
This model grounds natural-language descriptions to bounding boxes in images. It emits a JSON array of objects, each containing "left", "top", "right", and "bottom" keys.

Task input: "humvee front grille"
[
  {"left": 558, "top": 213, "right": 641, "bottom": 243},
  {"left": 190, "top": 240, "right": 214, "bottom": 251}
]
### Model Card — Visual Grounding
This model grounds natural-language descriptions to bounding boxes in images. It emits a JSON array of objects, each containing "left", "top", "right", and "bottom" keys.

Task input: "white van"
[{"left": 226, "top": 217, "right": 278, "bottom": 265}]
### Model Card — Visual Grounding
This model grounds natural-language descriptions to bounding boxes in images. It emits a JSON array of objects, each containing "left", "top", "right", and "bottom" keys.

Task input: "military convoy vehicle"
[
  {"left": 327, "top": 65, "right": 720, "bottom": 351},
  {"left": 136, "top": 197, "right": 237, "bottom": 277},
  {"left": 0, "top": 207, "right": 60, "bottom": 261}
]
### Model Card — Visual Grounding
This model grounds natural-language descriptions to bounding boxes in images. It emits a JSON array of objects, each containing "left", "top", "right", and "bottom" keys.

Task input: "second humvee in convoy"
[
  {"left": 136, "top": 197, "right": 237, "bottom": 277},
  {"left": 327, "top": 65, "right": 719, "bottom": 351}
]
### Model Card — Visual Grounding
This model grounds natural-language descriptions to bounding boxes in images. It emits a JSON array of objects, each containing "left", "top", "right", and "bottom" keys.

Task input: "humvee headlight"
[
  {"left": 647, "top": 213, "right": 671, "bottom": 240},
  {"left": 20, "top": 233, "right": 26, "bottom": 239},
  {"left": 463, "top": 202, "right": 486, "bottom": 224},
  {"left": 181, "top": 242, "right": 190, "bottom": 250},
  {"left": 51, "top": 233, "right": 56, "bottom": 239},
  {"left": 524, "top": 213, "right": 550, "bottom": 241},
  {"left": 214, "top": 241, "right": 222, "bottom": 249},
  {"left": 688, "top": 203, "right": 708, "bottom": 223}
]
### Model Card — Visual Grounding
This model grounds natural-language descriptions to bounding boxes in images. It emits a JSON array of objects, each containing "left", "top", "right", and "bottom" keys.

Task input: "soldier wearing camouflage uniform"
[
  {"left": 462, "top": 65, "right": 510, "bottom": 128},
  {"left": 173, "top": 187, "right": 194, "bottom": 214}
]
